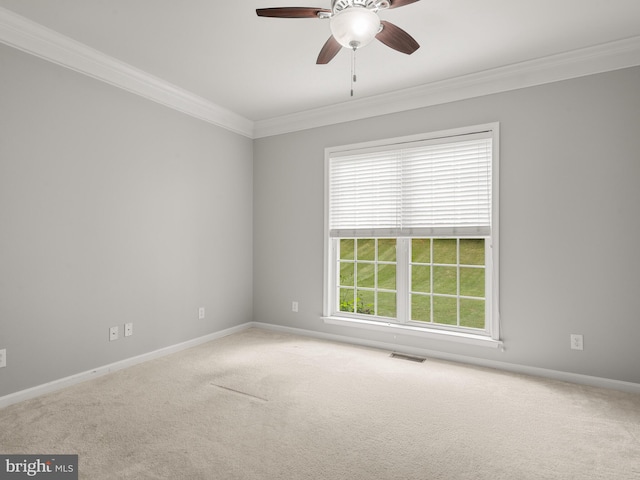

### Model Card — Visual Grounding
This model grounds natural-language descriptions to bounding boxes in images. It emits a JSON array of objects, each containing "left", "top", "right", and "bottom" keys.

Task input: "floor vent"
[{"left": 390, "top": 352, "right": 426, "bottom": 363}]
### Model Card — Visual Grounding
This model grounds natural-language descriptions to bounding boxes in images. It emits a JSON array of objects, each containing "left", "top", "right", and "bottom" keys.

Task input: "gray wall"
[
  {"left": 2, "top": 39, "right": 639, "bottom": 398},
  {"left": 0, "top": 44, "right": 254, "bottom": 397},
  {"left": 254, "top": 66, "right": 640, "bottom": 384}
]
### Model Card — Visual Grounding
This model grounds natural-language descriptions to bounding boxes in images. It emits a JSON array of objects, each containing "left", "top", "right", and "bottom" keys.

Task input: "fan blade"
[
  {"left": 388, "top": 0, "right": 420, "bottom": 8},
  {"left": 256, "top": 7, "right": 330, "bottom": 18},
  {"left": 317, "top": 36, "right": 342, "bottom": 64},
  {"left": 376, "top": 21, "right": 420, "bottom": 55}
]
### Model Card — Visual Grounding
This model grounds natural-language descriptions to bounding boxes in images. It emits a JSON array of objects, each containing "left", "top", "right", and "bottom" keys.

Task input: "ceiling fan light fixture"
[{"left": 330, "top": 7, "right": 381, "bottom": 49}]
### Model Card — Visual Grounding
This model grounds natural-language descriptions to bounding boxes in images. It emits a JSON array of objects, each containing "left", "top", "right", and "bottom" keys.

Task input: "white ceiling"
[{"left": 1, "top": 0, "right": 640, "bottom": 126}]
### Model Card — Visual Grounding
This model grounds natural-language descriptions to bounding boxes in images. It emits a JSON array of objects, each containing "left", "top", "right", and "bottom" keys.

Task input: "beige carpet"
[{"left": 1, "top": 328, "right": 639, "bottom": 479}]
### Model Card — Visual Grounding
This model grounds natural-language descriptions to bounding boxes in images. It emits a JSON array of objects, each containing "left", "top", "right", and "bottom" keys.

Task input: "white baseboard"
[
  {"left": 0, "top": 323, "right": 251, "bottom": 409},
  {"left": 250, "top": 321, "right": 640, "bottom": 394},
  {"left": 3, "top": 320, "right": 638, "bottom": 409}
]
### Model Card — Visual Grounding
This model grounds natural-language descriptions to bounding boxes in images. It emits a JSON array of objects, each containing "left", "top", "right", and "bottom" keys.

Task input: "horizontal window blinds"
[{"left": 329, "top": 134, "right": 492, "bottom": 237}]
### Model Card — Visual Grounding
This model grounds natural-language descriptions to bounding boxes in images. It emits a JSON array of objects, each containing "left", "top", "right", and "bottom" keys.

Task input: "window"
[{"left": 323, "top": 124, "right": 500, "bottom": 345}]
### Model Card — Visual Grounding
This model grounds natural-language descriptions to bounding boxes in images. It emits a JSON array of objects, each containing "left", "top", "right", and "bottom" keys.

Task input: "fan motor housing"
[{"left": 332, "top": 0, "right": 390, "bottom": 13}]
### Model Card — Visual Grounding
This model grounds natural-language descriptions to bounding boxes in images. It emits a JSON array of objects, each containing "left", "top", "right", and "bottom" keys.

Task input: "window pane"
[
  {"left": 411, "top": 265, "right": 430, "bottom": 293},
  {"left": 460, "top": 298, "right": 485, "bottom": 329},
  {"left": 460, "top": 239, "right": 484, "bottom": 265},
  {"left": 433, "top": 239, "right": 457, "bottom": 264},
  {"left": 433, "top": 296, "right": 457, "bottom": 325},
  {"left": 412, "top": 238, "right": 430, "bottom": 263},
  {"left": 334, "top": 234, "right": 490, "bottom": 334},
  {"left": 357, "top": 239, "right": 375, "bottom": 261},
  {"left": 339, "top": 262, "right": 354, "bottom": 286},
  {"left": 339, "top": 288, "right": 355, "bottom": 312},
  {"left": 460, "top": 267, "right": 484, "bottom": 297},
  {"left": 378, "top": 239, "right": 396, "bottom": 262},
  {"left": 377, "top": 292, "right": 396, "bottom": 318},
  {"left": 340, "top": 239, "right": 354, "bottom": 260},
  {"left": 378, "top": 264, "right": 396, "bottom": 290},
  {"left": 356, "top": 263, "right": 375, "bottom": 288},
  {"left": 433, "top": 266, "right": 457, "bottom": 295},
  {"left": 411, "top": 294, "right": 431, "bottom": 322},
  {"left": 356, "top": 290, "right": 375, "bottom": 315}
]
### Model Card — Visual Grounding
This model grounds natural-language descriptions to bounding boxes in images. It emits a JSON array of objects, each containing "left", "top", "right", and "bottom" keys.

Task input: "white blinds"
[{"left": 329, "top": 133, "right": 492, "bottom": 237}]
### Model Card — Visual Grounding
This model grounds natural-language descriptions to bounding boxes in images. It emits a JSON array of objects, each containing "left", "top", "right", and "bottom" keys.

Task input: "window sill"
[{"left": 322, "top": 316, "right": 503, "bottom": 349}]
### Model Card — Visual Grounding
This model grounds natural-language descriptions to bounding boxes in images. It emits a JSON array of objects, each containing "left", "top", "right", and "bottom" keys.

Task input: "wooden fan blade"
[
  {"left": 376, "top": 21, "right": 420, "bottom": 55},
  {"left": 388, "top": 0, "right": 420, "bottom": 8},
  {"left": 256, "top": 7, "right": 330, "bottom": 18},
  {"left": 317, "top": 36, "right": 342, "bottom": 64}
]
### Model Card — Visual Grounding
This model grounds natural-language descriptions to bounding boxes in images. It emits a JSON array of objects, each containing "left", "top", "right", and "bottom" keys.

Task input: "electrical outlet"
[
  {"left": 109, "top": 326, "right": 119, "bottom": 342},
  {"left": 292, "top": 301, "right": 299, "bottom": 312},
  {"left": 124, "top": 323, "right": 133, "bottom": 337},
  {"left": 570, "top": 334, "right": 583, "bottom": 351},
  {"left": 198, "top": 307, "right": 205, "bottom": 320},
  {"left": 0, "top": 349, "right": 6, "bottom": 368}
]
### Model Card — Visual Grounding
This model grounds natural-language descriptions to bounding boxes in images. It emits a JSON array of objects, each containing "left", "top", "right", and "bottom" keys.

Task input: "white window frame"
[{"left": 322, "top": 124, "right": 501, "bottom": 348}]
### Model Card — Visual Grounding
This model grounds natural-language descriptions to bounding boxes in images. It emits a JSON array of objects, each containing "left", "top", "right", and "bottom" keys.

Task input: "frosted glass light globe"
[{"left": 330, "top": 7, "right": 380, "bottom": 49}]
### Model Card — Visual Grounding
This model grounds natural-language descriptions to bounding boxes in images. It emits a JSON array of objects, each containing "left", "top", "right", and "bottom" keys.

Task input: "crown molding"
[
  {"left": 253, "top": 35, "right": 640, "bottom": 138},
  {"left": 2, "top": 7, "right": 639, "bottom": 140},
  {"left": 0, "top": 6, "right": 254, "bottom": 138}
]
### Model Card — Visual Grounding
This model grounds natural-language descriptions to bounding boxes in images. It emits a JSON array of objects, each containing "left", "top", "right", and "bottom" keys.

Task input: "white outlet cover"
[
  {"left": 109, "top": 326, "right": 119, "bottom": 341},
  {"left": 124, "top": 323, "right": 133, "bottom": 337},
  {"left": 0, "top": 349, "right": 6, "bottom": 368},
  {"left": 198, "top": 307, "right": 205, "bottom": 319},
  {"left": 570, "top": 334, "right": 584, "bottom": 350}
]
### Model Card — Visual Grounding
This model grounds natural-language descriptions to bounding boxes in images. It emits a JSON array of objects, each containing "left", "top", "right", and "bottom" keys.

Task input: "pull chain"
[{"left": 350, "top": 46, "right": 357, "bottom": 97}]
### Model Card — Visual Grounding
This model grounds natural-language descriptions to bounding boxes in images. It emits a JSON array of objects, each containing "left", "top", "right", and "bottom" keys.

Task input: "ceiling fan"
[{"left": 256, "top": 0, "right": 421, "bottom": 64}]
